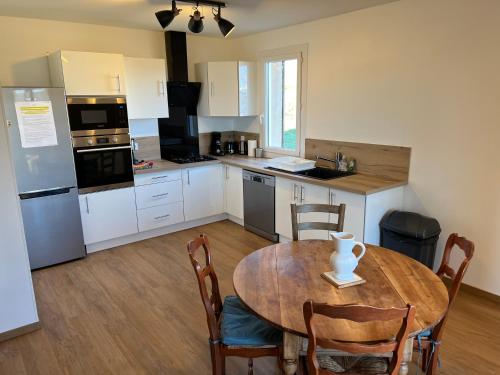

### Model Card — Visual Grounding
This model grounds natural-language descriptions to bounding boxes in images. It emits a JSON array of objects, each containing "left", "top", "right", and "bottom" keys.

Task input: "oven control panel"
[{"left": 72, "top": 133, "right": 131, "bottom": 148}]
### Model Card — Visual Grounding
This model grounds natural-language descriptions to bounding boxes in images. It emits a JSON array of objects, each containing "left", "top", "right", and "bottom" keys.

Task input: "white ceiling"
[{"left": 0, "top": 0, "right": 399, "bottom": 37}]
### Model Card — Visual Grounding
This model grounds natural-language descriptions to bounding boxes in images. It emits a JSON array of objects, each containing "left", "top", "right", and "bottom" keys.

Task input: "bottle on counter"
[
  {"left": 339, "top": 155, "right": 348, "bottom": 172},
  {"left": 347, "top": 158, "right": 357, "bottom": 173},
  {"left": 239, "top": 135, "right": 246, "bottom": 155}
]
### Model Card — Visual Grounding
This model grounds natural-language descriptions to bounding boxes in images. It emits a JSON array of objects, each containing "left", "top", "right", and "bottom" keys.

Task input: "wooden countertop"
[
  {"left": 133, "top": 159, "right": 220, "bottom": 175},
  {"left": 218, "top": 155, "right": 407, "bottom": 195},
  {"left": 134, "top": 155, "right": 407, "bottom": 195}
]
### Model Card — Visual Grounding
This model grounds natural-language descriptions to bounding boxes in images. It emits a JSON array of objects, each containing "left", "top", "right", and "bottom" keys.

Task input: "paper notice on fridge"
[{"left": 15, "top": 101, "right": 58, "bottom": 148}]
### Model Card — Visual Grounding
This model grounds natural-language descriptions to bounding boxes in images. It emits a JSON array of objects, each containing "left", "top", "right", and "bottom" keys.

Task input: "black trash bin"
[{"left": 380, "top": 211, "right": 441, "bottom": 269}]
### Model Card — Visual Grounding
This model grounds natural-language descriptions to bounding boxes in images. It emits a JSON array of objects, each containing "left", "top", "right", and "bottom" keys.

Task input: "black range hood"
[
  {"left": 159, "top": 31, "right": 203, "bottom": 161},
  {"left": 164, "top": 31, "right": 201, "bottom": 112}
]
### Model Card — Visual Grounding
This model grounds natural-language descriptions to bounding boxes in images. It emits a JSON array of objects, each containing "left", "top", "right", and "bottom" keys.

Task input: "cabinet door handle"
[
  {"left": 85, "top": 196, "right": 89, "bottom": 214},
  {"left": 152, "top": 175, "right": 168, "bottom": 180},
  {"left": 210, "top": 81, "right": 214, "bottom": 97},
  {"left": 301, "top": 186, "right": 305, "bottom": 203},
  {"left": 116, "top": 74, "right": 121, "bottom": 93},
  {"left": 154, "top": 214, "right": 170, "bottom": 220},
  {"left": 152, "top": 193, "right": 169, "bottom": 198},
  {"left": 187, "top": 170, "right": 191, "bottom": 185},
  {"left": 225, "top": 165, "right": 229, "bottom": 180},
  {"left": 293, "top": 184, "right": 298, "bottom": 201}
]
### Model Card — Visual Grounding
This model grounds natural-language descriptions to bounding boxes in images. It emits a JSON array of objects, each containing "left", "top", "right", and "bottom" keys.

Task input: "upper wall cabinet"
[
  {"left": 124, "top": 57, "right": 169, "bottom": 120},
  {"left": 48, "top": 50, "right": 127, "bottom": 96},
  {"left": 195, "top": 61, "right": 257, "bottom": 117}
]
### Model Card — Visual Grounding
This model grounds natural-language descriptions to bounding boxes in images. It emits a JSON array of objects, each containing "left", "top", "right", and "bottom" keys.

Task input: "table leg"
[
  {"left": 283, "top": 332, "right": 300, "bottom": 375},
  {"left": 398, "top": 337, "right": 414, "bottom": 375}
]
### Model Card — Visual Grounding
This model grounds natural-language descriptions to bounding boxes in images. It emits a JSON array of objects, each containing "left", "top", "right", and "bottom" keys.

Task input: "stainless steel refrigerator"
[{"left": 1, "top": 87, "right": 85, "bottom": 269}]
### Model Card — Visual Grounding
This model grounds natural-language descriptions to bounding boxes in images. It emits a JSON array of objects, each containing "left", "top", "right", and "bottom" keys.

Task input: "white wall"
[
  {"left": 232, "top": 0, "right": 500, "bottom": 295},
  {"left": 0, "top": 101, "right": 39, "bottom": 334}
]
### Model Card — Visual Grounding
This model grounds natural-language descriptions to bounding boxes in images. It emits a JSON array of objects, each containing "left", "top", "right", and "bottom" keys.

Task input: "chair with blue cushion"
[
  {"left": 414, "top": 233, "right": 475, "bottom": 374},
  {"left": 187, "top": 234, "right": 283, "bottom": 375}
]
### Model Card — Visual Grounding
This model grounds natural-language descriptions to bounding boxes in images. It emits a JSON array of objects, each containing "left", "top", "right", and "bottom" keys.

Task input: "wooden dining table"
[{"left": 233, "top": 240, "right": 449, "bottom": 375}]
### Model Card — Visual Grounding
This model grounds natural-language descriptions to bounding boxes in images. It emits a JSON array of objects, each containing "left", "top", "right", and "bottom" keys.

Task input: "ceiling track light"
[
  {"left": 213, "top": 5, "right": 234, "bottom": 38},
  {"left": 155, "top": 0, "right": 235, "bottom": 37},
  {"left": 188, "top": 3, "right": 204, "bottom": 34},
  {"left": 155, "top": 0, "right": 182, "bottom": 29}
]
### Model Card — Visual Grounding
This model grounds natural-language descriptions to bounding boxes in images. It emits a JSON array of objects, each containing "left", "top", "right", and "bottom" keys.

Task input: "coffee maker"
[{"left": 210, "top": 132, "right": 224, "bottom": 156}]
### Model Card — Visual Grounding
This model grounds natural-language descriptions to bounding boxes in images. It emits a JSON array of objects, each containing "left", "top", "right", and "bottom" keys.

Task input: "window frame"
[{"left": 259, "top": 45, "right": 308, "bottom": 157}]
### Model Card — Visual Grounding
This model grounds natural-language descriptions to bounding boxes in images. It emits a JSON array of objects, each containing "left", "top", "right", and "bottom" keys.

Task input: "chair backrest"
[
  {"left": 303, "top": 301, "right": 416, "bottom": 375},
  {"left": 291, "top": 203, "right": 346, "bottom": 241},
  {"left": 432, "top": 233, "right": 474, "bottom": 341},
  {"left": 186, "top": 234, "right": 223, "bottom": 343}
]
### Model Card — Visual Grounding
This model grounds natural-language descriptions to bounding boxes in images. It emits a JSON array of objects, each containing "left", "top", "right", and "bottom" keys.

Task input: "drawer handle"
[
  {"left": 152, "top": 176, "right": 168, "bottom": 180},
  {"left": 152, "top": 193, "right": 169, "bottom": 198},
  {"left": 154, "top": 214, "right": 171, "bottom": 220}
]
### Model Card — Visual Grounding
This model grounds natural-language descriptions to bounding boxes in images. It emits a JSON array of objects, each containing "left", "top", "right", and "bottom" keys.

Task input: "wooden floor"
[{"left": 0, "top": 220, "right": 498, "bottom": 374}]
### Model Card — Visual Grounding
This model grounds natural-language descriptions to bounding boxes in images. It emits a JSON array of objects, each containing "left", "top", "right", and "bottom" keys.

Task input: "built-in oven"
[
  {"left": 72, "top": 134, "right": 134, "bottom": 193},
  {"left": 68, "top": 96, "right": 133, "bottom": 193},
  {"left": 67, "top": 96, "right": 128, "bottom": 137}
]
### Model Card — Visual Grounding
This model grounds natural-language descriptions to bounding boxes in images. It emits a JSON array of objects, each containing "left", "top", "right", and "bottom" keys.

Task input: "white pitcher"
[{"left": 330, "top": 232, "right": 366, "bottom": 281}]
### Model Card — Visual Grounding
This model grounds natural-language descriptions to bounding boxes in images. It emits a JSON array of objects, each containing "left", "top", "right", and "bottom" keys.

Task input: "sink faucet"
[{"left": 316, "top": 152, "right": 343, "bottom": 170}]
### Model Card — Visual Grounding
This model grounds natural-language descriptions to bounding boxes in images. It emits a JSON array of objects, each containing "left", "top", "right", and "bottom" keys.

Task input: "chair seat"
[
  {"left": 221, "top": 295, "right": 283, "bottom": 347},
  {"left": 318, "top": 355, "right": 389, "bottom": 375}
]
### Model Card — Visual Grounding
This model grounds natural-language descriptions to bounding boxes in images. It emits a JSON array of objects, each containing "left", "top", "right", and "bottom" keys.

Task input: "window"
[{"left": 263, "top": 49, "right": 304, "bottom": 154}]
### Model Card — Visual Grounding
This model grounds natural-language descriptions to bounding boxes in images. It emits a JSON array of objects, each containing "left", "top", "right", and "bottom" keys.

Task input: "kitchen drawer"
[
  {"left": 137, "top": 202, "right": 184, "bottom": 232},
  {"left": 134, "top": 169, "right": 182, "bottom": 186},
  {"left": 135, "top": 180, "right": 183, "bottom": 209}
]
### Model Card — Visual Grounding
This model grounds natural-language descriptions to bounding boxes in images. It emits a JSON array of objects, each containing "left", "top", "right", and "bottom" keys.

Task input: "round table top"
[{"left": 233, "top": 240, "right": 449, "bottom": 342}]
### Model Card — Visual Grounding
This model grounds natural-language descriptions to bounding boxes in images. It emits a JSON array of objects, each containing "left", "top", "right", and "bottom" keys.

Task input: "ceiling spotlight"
[
  {"left": 155, "top": 0, "right": 182, "bottom": 29},
  {"left": 214, "top": 5, "right": 234, "bottom": 37},
  {"left": 188, "top": 5, "right": 204, "bottom": 34}
]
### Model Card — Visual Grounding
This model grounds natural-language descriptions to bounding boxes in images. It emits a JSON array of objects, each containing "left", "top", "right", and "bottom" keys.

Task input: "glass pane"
[{"left": 266, "top": 58, "right": 298, "bottom": 151}]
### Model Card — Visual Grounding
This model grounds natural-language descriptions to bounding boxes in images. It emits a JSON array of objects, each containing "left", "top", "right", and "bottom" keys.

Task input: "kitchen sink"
[
  {"left": 295, "top": 167, "right": 355, "bottom": 180},
  {"left": 265, "top": 166, "right": 355, "bottom": 180}
]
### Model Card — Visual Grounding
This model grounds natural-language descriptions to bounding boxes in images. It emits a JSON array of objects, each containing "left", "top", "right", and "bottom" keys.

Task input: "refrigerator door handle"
[{"left": 19, "top": 187, "right": 72, "bottom": 200}]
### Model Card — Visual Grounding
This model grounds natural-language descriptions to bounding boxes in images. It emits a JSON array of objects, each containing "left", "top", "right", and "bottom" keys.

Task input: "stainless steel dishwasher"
[{"left": 243, "top": 170, "right": 278, "bottom": 242}]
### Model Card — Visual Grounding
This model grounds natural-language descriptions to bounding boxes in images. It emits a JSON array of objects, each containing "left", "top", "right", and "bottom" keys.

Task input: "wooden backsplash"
[
  {"left": 133, "top": 136, "right": 161, "bottom": 161},
  {"left": 305, "top": 139, "right": 411, "bottom": 181}
]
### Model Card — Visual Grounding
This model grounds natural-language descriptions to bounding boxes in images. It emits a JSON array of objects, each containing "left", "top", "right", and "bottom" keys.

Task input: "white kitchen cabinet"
[
  {"left": 298, "top": 182, "right": 331, "bottom": 240},
  {"left": 182, "top": 164, "right": 224, "bottom": 221},
  {"left": 330, "top": 189, "right": 366, "bottom": 242},
  {"left": 135, "top": 180, "right": 183, "bottom": 209},
  {"left": 49, "top": 50, "right": 126, "bottom": 96},
  {"left": 238, "top": 61, "right": 258, "bottom": 116},
  {"left": 134, "top": 169, "right": 182, "bottom": 186},
  {"left": 78, "top": 187, "right": 138, "bottom": 245},
  {"left": 275, "top": 177, "right": 331, "bottom": 241},
  {"left": 124, "top": 57, "right": 169, "bottom": 119},
  {"left": 223, "top": 165, "right": 244, "bottom": 221},
  {"left": 137, "top": 202, "right": 184, "bottom": 232},
  {"left": 195, "top": 61, "right": 257, "bottom": 117},
  {"left": 276, "top": 181, "right": 404, "bottom": 244}
]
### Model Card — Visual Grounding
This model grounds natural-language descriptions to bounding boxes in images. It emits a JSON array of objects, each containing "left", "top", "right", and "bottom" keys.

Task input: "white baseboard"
[
  {"left": 86, "top": 214, "right": 228, "bottom": 253},
  {"left": 227, "top": 214, "right": 244, "bottom": 226}
]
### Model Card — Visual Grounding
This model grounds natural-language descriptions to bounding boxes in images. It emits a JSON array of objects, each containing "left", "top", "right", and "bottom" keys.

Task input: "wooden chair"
[
  {"left": 291, "top": 203, "right": 346, "bottom": 241},
  {"left": 415, "top": 233, "right": 475, "bottom": 374},
  {"left": 187, "top": 234, "right": 283, "bottom": 375},
  {"left": 303, "top": 301, "right": 416, "bottom": 375}
]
